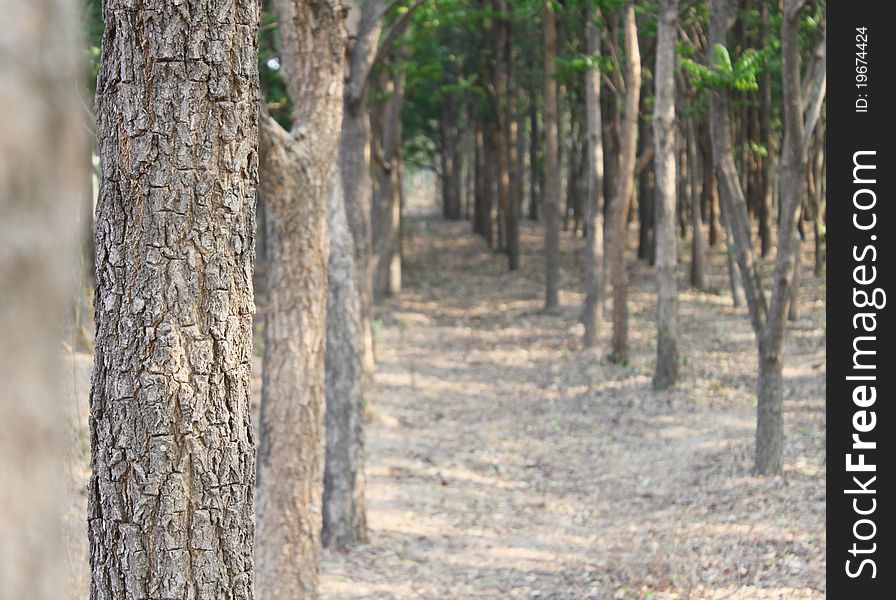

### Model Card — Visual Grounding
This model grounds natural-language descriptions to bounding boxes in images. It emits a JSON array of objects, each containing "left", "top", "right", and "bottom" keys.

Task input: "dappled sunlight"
[{"left": 321, "top": 217, "right": 826, "bottom": 598}]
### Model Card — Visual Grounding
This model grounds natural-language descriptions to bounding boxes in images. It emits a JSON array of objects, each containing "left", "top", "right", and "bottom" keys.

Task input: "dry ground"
[
  {"left": 319, "top": 216, "right": 825, "bottom": 599},
  {"left": 64, "top": 211, "right": 826, "bottom": 599}
]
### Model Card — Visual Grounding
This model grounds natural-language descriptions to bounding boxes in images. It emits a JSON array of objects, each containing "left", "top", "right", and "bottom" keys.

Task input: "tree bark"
[
  {"left": 582, "top": 2, "right": 605, "bottom": 349},
  {"left": 652, "top": 0, "right": 680, "bottom": 390},
  {"left": 0, "top": 1, "right": 83, "bottom": 597},
  {"left": 687, "top": 117, "right": 707, "bottom": 290},
  {"left": 528, "top": 101, "right": 540, "bottom": 221},
  {"left": 708, "top": 0, "right": 806, "bottom": 476},
  {"left": 543, "top": 0, "right": 561, "bottom": 310},
  {"left": 90, "top": 2, "right": 260, "bottom": 598},
  {"left": 253, "top": 0, "right": 346, "bottom": 597},
  {"left": 373, "top": 62, "right": 407, "bottom": 299},
  {"left": 607, "top": 1, "right": 641, "bottom": 361},
  {"left": 322, "top": 173, "right": 368, "bottom": 550}
]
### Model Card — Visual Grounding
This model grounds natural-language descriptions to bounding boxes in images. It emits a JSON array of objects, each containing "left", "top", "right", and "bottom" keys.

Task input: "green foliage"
[{"left": 681, "top": 42, "right": 776, "bottom": 93}]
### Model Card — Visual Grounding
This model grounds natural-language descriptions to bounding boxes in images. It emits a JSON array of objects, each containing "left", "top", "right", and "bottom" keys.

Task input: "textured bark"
[
  {"left": 607, "top": 1, "right": 641, "bottom": 361},
  {"left": 542, "top": 1, "right": 561, "bottom": 310},
  {"left": 90, "top": 2, "right": 260, "bottom": 598},
  {"left": 322, "top": 174, "right": 369, "bottom": 550},
  {"left": 652, "top": 0, "right": 680, "bottom": 390},
  {"left": 253, "top": 1, "right": 346, "bottom": 596},
  {"left": 323, "top": 0, "right": 422, "bottom": 551},
  {"left": 582, "top": 2, "right": 605, "bottom": 349},
  {"left": 0, "top": 1, "right": 82, "bottom": 597}
]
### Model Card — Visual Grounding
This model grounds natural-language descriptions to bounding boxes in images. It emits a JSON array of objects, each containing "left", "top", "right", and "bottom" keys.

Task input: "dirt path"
[{"left": 320, "top": 217, "right": 825, "bottom": 599}]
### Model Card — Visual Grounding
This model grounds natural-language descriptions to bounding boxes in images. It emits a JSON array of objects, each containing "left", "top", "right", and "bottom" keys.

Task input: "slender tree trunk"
[
  {"left": 90, "top": 2, "right": 260, "bottom": 598},
  {"left": 1, "top": 1, "right": 82, "bottom": 597},
  {"left": 582, "top": 2, "right": 605, "bottom": 349},
  {"left": 322, "top": 173, "right": 368, "bottom": 550},
  {"left": 255, "top": 1, "right": 346, "bottom": 596},
  {"left": 708, "top": 0, "right": 806, "bottom": 475},
  {"left": 687, "top": 118, "right": 707, "bottom": 290},
  {"left": 543, "top": 0, "right": 561, "bottom": 310},
  {"left": 529, "top": 101, "right": 540, "bottom": 221},
  {"left": 373, "top": 63, "right": 407, "bottom": 299},
  {"left": 440, "top": 96, "right": 463, "bottom": 220},
  {"left": 652, "top": 0, "right": 680, "bottom": 390},
  {"left": 474, "top": 124, "right": 486, "bottom": 235},
  {"left": 500, "top": 0, "right": 521, "bottom": 269},
  {"left": 758, "top": 0, "right": 776, "bottom": 258},
  {"left": 701, "top": 128, "right": 721, "bottom": 246},
  {"left": 811, "top": 138, "right": 826, "bottom": 276},
  {"left": 607, "top": 1, "right": 641, "bottom": 361}
]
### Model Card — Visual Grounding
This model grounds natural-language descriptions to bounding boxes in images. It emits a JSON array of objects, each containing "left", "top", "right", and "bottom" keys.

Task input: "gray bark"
[
  {"left": 254, "top": 1, "right": 346, "bottom": 597},
  {"left": 0, "top": 1, "right": 83, "bottom": 598},
  {"left": 607, "top": 1, "right": 641, "bottom": 361},
  {"left": 322, "top": 174, "right": 368, "bottom": 549},
  {"left": 542, "top": 1, "right": 560, "bottom": 310},
  {"left": 89, "top": 1, "right": 260, "bottom": 598},
  {"left": 582, "top": 2, "right": 605, "bottom": 349},
  {"left": 652, "top": 0, "right": 680, "bottom": 390}
]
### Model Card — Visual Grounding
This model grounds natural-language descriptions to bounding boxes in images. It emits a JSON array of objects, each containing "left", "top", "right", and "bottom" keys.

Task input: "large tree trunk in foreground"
[
  {"left": 582, "top": 2, "right": 605, "bottom": 349},
  {"left": 542, "top": 0, "right": 561, "bottom": 310},
  {"left": 322, "top": 174, "right": 369, "bottom": 550},
  {"left": 254, "top": 1, "right": 346, "bottom": 596},
  {"left": 89, "top": 1, "right": 260, "bottom": 598},
  {"left": 607, "top": 1, "right": 641, "bottom": 361},
  {"left": 652, "top": 0, "right": 680, "bottom": 390},
  {"left": 0, "top": 1, "right": 82, "bottom": 597}
]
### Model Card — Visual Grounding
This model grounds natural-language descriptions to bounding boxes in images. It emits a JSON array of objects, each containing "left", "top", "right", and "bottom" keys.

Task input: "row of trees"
[
  {"left": 0, "top": 0, "right": 824, "bottom": 598},
  {"left": 381, "top": 0, "right": 825, "bottom": 474}
]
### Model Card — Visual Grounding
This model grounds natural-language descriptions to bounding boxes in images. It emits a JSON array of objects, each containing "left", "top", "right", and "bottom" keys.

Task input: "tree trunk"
[
  {"left": 543, "top": 0, "right": 561, "bottom": 310},
  {"left": 652, "top": 0, "right": 680, "bottom": 390},
  {"left": 607, "top": 1, "right": 641, "bottom": 361},
  {"left": 440, "top": 95, "right": 463, "bottom": 220},
  {"left": 687, "top": 118, "right": 707, "bottom": 290},
  {"left": 811, "top": 138, "right": 826, "bottom": 276},
  {"left": 373, "top": 63, "right": 407, "bottom": 299},
  {"left": 708, "top": 0, "right": 807, "bottom": 476},
  {"left": 322, "top": 173, "right": 368, "bottom": 550},
  {"left": 254, "top": 1, "right": 346, "bottom": 596},
  {"left": 528, "top": 101, "right": 540, "bottom": 221},
  {"left": 582, "top": 2, "right": 605, "bottom": 349},
  {"left": 758, "top": 0, "right": 775, "bottom": 258},
  {"left": 90, "top": 2, "right": 260, "bottom": 598},
  {"left": 1, "top": 1, "right": 82, "bottom": 597},
  {"left": 340, "top": 0, "right": 390, "bottom": 387}
]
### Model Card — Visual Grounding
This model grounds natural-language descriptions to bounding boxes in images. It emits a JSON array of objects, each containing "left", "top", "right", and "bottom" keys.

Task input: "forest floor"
[
  {"left": 63, "top": 211, "right": 826, "bottom": 600},
  {"left": 319, "top": 216, "right": 826, "bottom": 599}
]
